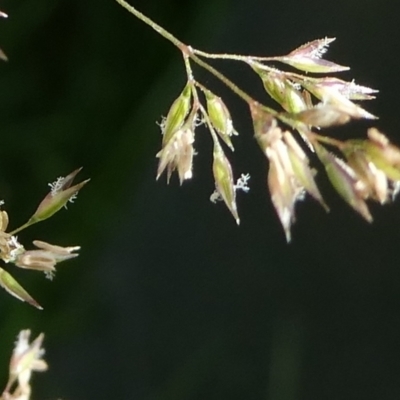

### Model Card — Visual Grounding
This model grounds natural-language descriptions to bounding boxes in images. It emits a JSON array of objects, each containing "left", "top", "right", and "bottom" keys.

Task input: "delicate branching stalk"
[
  {"left": 0, "top": 169, "right": 88, "bottom": 308},
  {"left": 115, "top": 0, "right": 400, "bottom": 242}
]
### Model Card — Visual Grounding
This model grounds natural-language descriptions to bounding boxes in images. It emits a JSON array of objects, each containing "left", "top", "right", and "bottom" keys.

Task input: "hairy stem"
[
  {"left": 307, "top": 131, "right": 345, "bottom": 149},
  {"left": 192, "top": 49, "right": 278, "bottom": 63},
  {"left": 9, "top": 220, "right": 37, "bottom": 236}
]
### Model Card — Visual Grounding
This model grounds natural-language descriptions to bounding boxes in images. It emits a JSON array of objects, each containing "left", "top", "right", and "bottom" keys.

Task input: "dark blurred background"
[{"left": 0, "top": 0, "right": 399, "bottom": 399}]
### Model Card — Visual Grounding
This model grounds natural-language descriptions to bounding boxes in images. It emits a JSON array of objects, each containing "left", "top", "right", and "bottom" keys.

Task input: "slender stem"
[
  {"left": 9, "top": 220, "right": 36, "bottom": 236},
  {"left": 198, "top": 103, "right": 220, "bottom": 145},
  {"left": 190, "top": 53, "right": 324, "bottom": 97},
  {"left": 182, "top": 53, "right": 194, "bottom": 81},
  {"left": 307, "top": 131, "right": 345, "bottom": 149},
  {"left": 189, "top": 51, "right": 283, "bottom": 119},
  {"left": 192, "top": 49, "right": 279, "bottom": 63},
  {"left": 193, "top": 80, "right": 214, "bottom": 99},
  {"left": 190, "top": 52, "right": 254, "bottom": 104}
]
